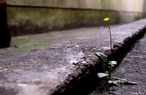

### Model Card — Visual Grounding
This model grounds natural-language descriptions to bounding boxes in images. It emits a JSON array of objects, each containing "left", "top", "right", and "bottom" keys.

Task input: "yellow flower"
[{"left": 103, "top": 17, "right": 110, "bottom": 22}]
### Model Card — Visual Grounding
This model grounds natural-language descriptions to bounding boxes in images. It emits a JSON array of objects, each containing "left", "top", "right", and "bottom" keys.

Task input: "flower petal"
[{"left": 103, "top": 17, "right": 110, "bottom": 22}]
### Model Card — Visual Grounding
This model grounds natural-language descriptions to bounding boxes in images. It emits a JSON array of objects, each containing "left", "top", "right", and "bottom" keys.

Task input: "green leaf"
[
  {"left": 108, "top": 61, "right": 117, "bottom": 67},
  {"left": 97, "top": 72, "right": 108, "bottom": 78},
  {"left": 96, "top": 52, "right": 108, "bottom": 63},
  {"left": 108, "top": 77, "right": 137, "bottom": 86}
]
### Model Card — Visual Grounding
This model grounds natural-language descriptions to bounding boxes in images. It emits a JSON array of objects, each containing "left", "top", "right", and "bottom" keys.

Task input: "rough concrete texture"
[
  {"left": 89, "top": 26, "right": 146, "bottom": 95},
  {"left": 0, "top": 19, "right": 146, "bottom": 95}
]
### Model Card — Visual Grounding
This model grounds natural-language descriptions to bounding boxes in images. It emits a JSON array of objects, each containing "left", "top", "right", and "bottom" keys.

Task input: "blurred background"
[
  {"left": 7, "top": 0, "right": 146, "bottom": 36},
  {"left": 1, "top": 0, "right": 146, "bottom": 54}
]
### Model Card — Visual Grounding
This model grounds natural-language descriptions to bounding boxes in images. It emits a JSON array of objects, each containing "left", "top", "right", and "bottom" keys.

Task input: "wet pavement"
[{"left": 89, "top": 33, "right": 146, "bottom": 95}]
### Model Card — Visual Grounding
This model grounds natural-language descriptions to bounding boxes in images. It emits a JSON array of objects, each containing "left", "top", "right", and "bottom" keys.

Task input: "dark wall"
[{"left": 0, "top": 1, "right": 11, "bottom": 48}]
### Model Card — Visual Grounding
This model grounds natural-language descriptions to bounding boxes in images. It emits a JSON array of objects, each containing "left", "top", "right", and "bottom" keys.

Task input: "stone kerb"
[{"left": 0, "top": 19, "right": 146, "bottom": 95}]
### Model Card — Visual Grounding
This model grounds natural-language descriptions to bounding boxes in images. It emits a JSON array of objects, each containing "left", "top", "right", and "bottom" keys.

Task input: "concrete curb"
[
  {"left": 52, "top": 24, "right": 146, "bottom": 95},
  {"left": 0, "top": 19, "right": 146, "bottom": 95}
]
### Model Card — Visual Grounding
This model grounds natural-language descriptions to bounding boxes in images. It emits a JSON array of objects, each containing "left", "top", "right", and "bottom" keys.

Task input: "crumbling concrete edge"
[{"left": 51, "top": 28, "right": 146, "bottom": 95}]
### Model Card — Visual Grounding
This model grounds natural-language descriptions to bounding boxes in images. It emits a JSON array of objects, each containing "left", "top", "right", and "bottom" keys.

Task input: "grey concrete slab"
[
  {"left": 89, "top": 24, "right": 146, "bottom": 95},
  {"left": 0, "top": 19, "right": 146, "bottom": 95}
]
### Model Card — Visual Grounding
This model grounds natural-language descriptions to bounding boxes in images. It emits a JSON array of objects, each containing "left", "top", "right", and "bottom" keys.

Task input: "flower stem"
[
  {"left": 108, "top": 27, "right": 112, "bottom": 51},
  {"left": 108, "top": 27, "right": 112, "bottom": 79}
]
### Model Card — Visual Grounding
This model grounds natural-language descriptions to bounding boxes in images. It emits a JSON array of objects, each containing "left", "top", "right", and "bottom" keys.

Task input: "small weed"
[{"left": 96, "top": 17, "right": 137, "bottom": 90}]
